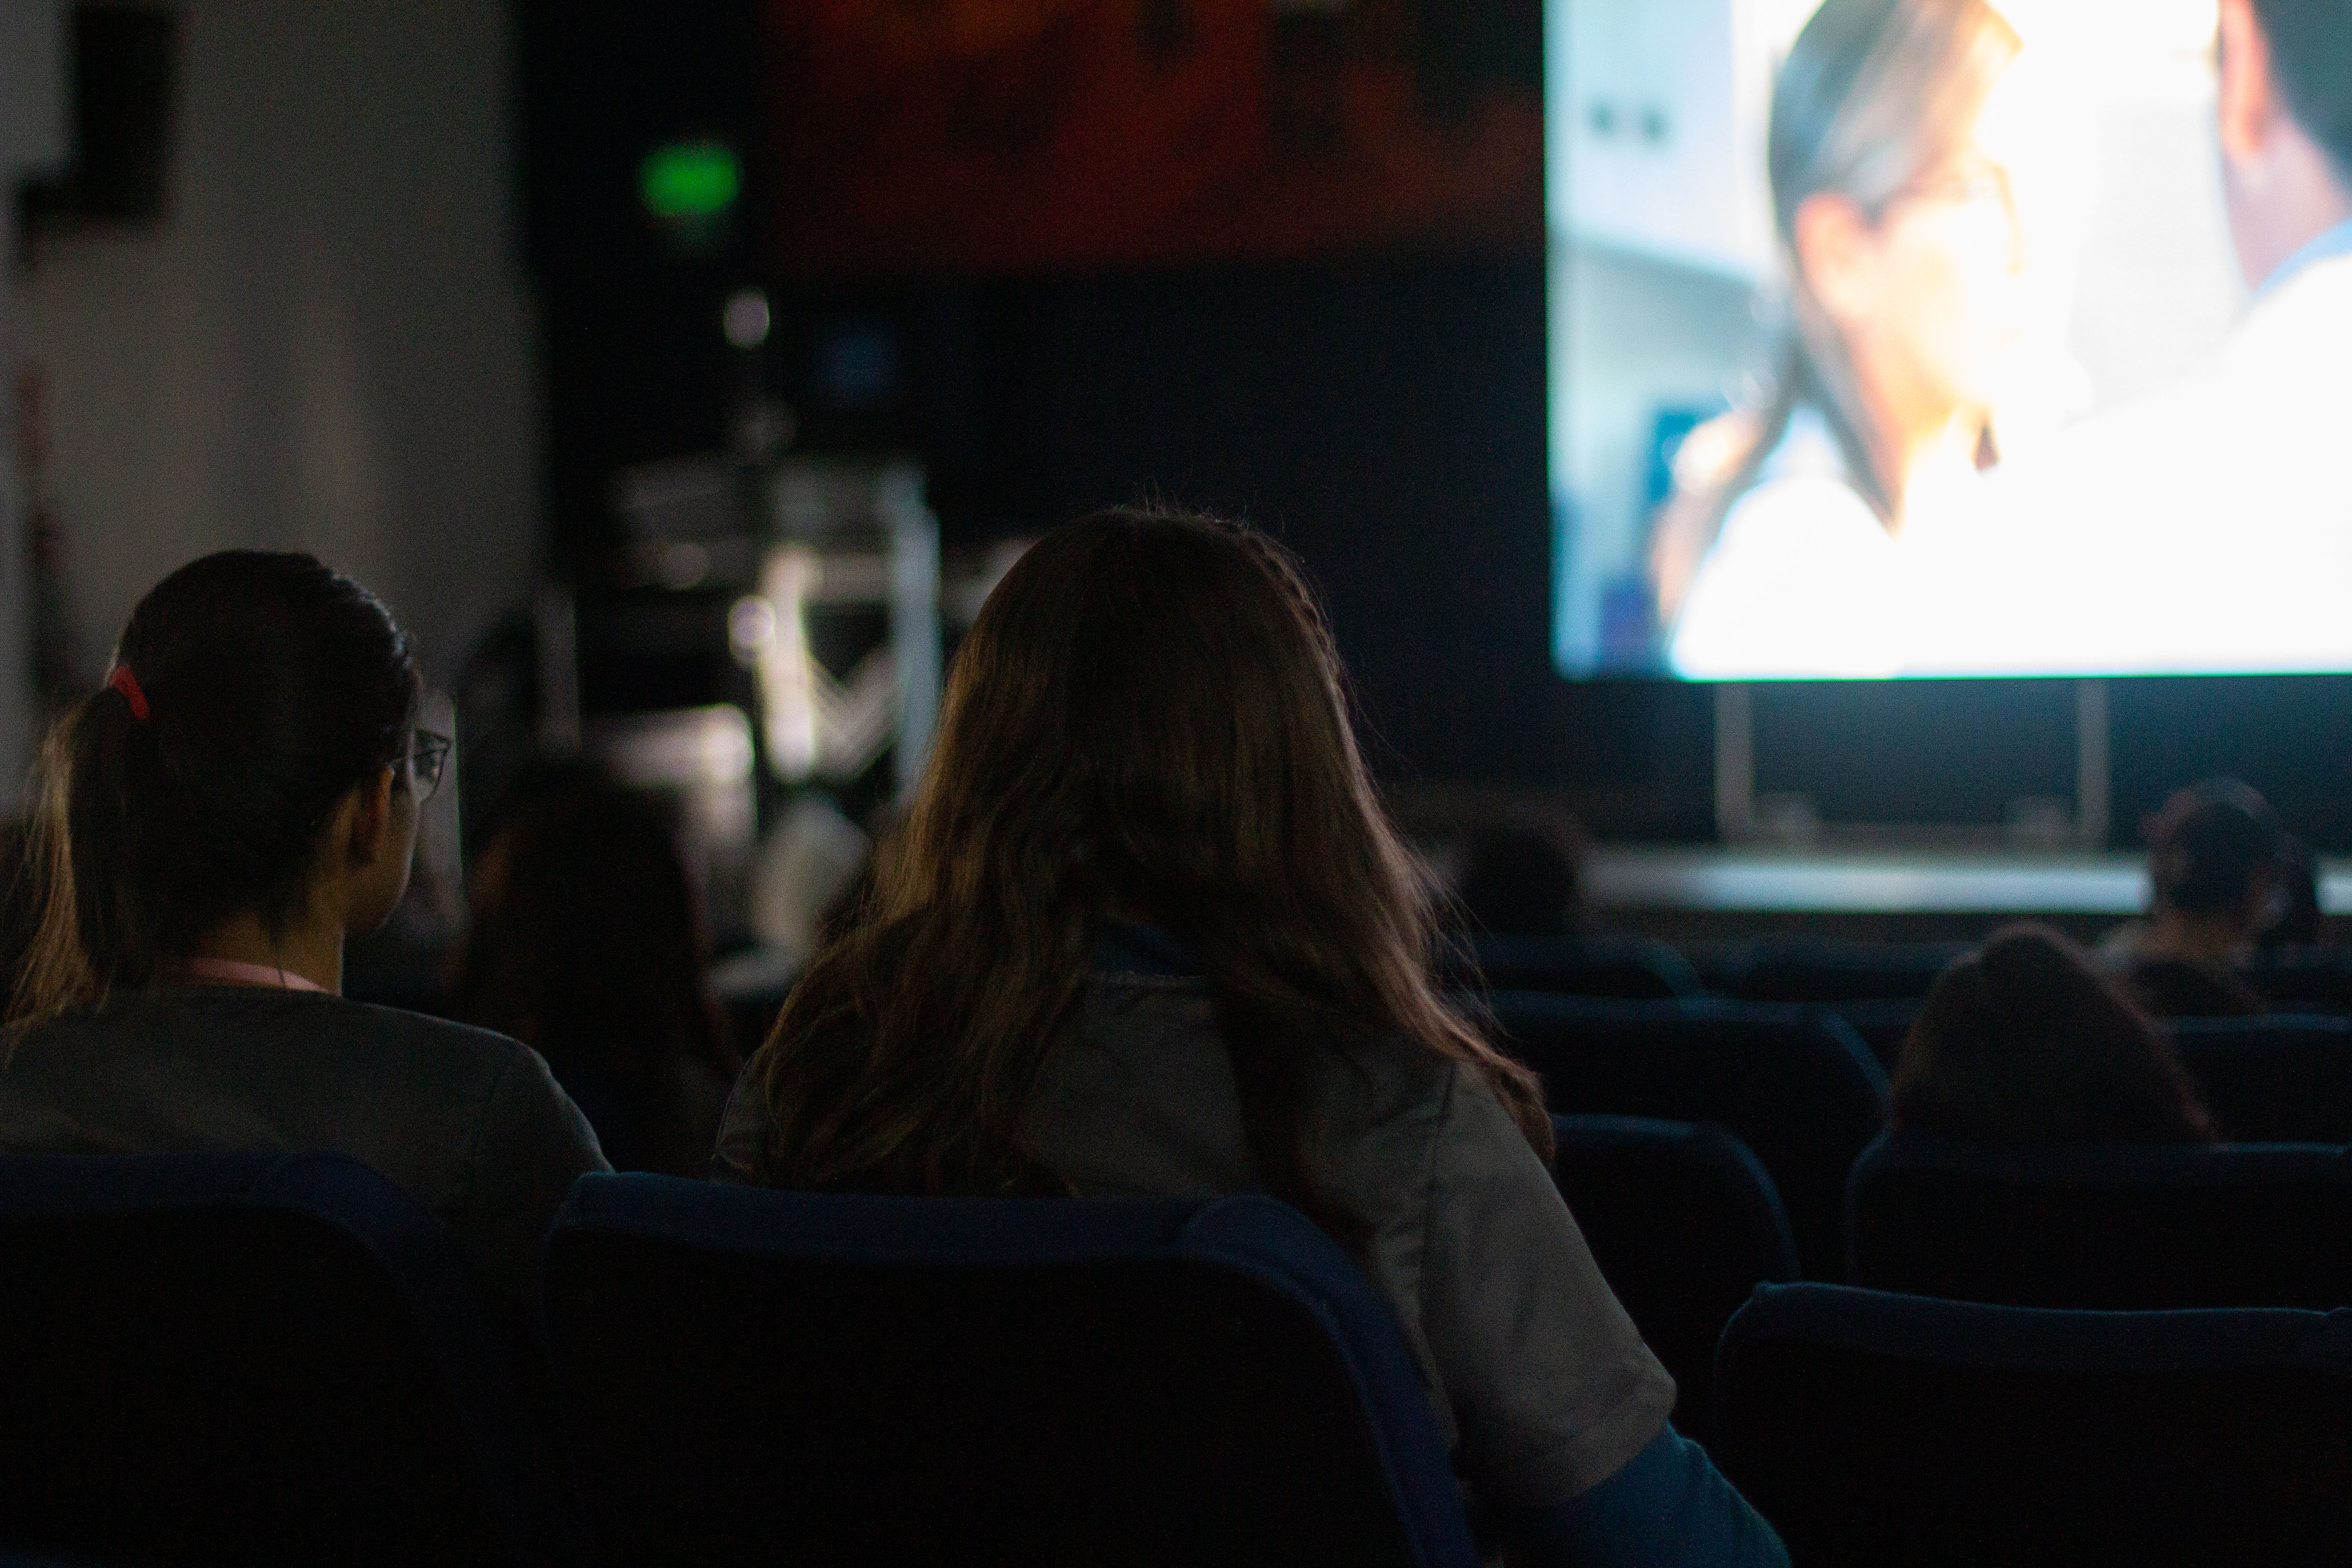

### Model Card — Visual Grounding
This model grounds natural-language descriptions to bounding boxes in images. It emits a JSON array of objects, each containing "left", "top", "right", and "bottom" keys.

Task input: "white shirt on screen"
[
  {"left": 1669, "top": 407, "right": 1983, "bottom": 680},
  {"left": 1921, "top": 233, "right": 2352, "bottom": 676}
]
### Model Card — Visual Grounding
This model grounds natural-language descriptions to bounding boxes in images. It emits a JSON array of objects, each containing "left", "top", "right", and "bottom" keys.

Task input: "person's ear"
[
  {"left": 1792, "top": 191, "right": 1879, "bottom": 325},
  {"left": 2240, "top": 865, "right": 2280, "bottom": 934},
  {"left": 2215, "top": 0, "right": 2276, "bottom": 168},
  {"left": 344, "top": 766, "right": 397, "bottom": 868}
]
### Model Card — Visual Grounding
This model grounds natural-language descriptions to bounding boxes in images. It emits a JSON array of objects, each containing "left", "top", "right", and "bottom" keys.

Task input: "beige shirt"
[{"left": 1028, "top": 974, "right": 1673, "bottom": 1505}]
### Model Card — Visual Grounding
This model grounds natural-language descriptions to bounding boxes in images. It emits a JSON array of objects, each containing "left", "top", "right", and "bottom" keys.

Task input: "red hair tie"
[{"left": 108, "top": 666, "right": 150, "bottom": 722}]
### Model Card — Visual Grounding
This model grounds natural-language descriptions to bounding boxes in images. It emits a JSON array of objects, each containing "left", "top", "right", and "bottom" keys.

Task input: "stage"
[{"left": 1585, "top": 848, "right": 2352, "bottom": 944}]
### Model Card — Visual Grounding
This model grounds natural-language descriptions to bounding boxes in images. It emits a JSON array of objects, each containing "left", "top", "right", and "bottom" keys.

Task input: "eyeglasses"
[
  {"left": 404, "top": 729, "right": 453, "bottom": 803},
  {"left": 1891, "top": 160, "right": 2015, "bottom": 215}
]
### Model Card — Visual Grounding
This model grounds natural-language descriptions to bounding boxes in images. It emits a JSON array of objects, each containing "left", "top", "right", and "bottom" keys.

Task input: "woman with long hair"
[
  {"left": 0, "top": 552, "right": 606, "bottom": 1320},
  {"left": 720, "top": 510, "right": 1785, "bottom": 1565},
  {"left": 1893, "top": 924, "right": 2217, "bottom": 1144},
  {"left": 1659, "top": 0, "right": 2027, "bottom": 676},
  {"left": 448, "top": 770, "right": 739, "bottom": 1176}
]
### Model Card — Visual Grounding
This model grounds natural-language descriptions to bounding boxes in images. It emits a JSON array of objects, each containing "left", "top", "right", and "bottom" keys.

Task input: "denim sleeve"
[{"left": 1498, "top": 1426, "right": 1789, "bottom": 1568}]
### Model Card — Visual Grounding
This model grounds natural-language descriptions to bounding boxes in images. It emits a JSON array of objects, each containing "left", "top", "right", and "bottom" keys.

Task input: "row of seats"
[
  {"left": 1715, "top": 1284, "right": 2352, "bottom": 1567},
  {"left": 1553, "top": 1115, "right": 2352, "bottom": 1443},
  {"left": 1549, "top": 1116, "right": 1795, "bottom": 1448},
  {"left": 7, "top": 1151, "right": 2347, "bottom": 1568},
  {"left": 1491, "top": 996, "right": 1888, "bottom": 1278},
  {"left": 1849, "top": 1132, "right": 2352, "bottom": 1310},
  {"left": 0, "top": 1153, "right": 559, "bottom": 1568},
  {"left": 1456, "top": 932, "right": 2352, "bottom": 1012},
  {"left": 0, "top": 1152, "right": 1471, "bottom": 1568},
  {"left": 1489, "top": 995, "right": 2352, "bottom": 1276}
]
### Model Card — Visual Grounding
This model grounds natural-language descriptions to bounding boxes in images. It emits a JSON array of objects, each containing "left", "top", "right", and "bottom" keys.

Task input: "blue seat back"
[
  {"left": 1446, "top": 934, "right": 1703, "bottom": 1001},
  {"left": 1821, "top": 998, "right": 1918, "bottom": 1073},
  {"left": 0, "top": 1152, "right": 560, "bottom": 1568},
  {"left": 1548, "top": 1115, "right": 1796, "bottom": 1449},
  {"left": 2170, "top": 1014, "right": 2352, "bottom": 1143},
  {"left": 543, "top": 1178, "right": 1478, "bottom": 1568},
  {"left": 1485, "top": 995, "right": 1887, "bottom": 1277},
  {"left": 1715, "top": 1283, "right": 2352, "bottom": 1568},
  {"left": 2245, "top": 947, "right": 2352, "bottom": 1013},
  {"left": 1847, "top": 1130, "right": 2352, "bottom": 1308}
]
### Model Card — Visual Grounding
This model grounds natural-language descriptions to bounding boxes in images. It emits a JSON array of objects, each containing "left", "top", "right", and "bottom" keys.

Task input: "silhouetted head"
[
  {"left": 449, "top": 771, "right": 735, "bottom": 1102},
  {"left": 2146, "top": 779, "right": 2281, "bottom": 929},
  {"left": 1451, "top": 824, "right": 1586, "bottom": 936},
  {"left": 1892, "top": 924, "right": 2215, "bottom": 1145},
  {"left": 742, "top": 508, "right": 1551, "bottom": 1233},
  {"left": 887, "top": 508, "right": 1406, "bottom": 944},
  {"left": 15, "top": 552, "right": 424, "bottom": 1019}
]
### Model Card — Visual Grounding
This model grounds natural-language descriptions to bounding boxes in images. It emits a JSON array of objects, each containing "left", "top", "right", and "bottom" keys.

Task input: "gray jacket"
[{"left": 0, "top": 986, "right": 609, "bottom": 1320}]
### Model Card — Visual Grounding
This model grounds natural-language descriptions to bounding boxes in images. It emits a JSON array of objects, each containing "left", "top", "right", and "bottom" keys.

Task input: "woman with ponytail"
[
  {"left": 1657, "top": 0, "right": 2027, "bottom": 677},
  {"left": 0, "top": 551, "right": 606, "bottom": 1320},
  {"left": 718, "top": 510, "right": 1784, "bottom": 1566}
]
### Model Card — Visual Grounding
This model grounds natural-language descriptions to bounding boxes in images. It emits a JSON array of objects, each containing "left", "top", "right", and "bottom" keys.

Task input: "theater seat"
[
  {"left": 1445, "top": 934, "right": 1704, "bottom": 1001},
  {"left": 2245, "top": 948, "right": 2352, "bottom": 1014},
  {"left": 1821, "top": 997, "right": 1918, "bottom": 1072},
  {"left": 1846, "top": 1130, "right": 2352, "bottom": 1309},
  {"left": 1714, "top": 1283, "right": 2352, "bottom": 1568},
  {"left": 1548, "top": 1116, "right": 1798, "bottom": 1449},
  {"left": 1485, "top": 995, "right": 1888, "bottom": 1278},
  {"left": 0, "top": 1152, "right": 564, "bottom": 1568},
  {"left": 542, "top": 1178, "right": 1478, "bottom": 1568},
  {"left": 2171, "top": 1014, "right": 2352, "bottom": 1143}
]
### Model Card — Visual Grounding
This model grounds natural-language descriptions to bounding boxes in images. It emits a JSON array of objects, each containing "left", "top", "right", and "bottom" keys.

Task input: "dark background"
[{"left": 516, "top": 0, "right": 2352, "bottom": 851}]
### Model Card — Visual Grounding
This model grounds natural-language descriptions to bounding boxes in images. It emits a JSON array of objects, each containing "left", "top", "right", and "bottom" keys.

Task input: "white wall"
[
  {"left": 10, "top": 0, "right": 540, "bottom": 696},
  {"left": 2, "top": 0, "right": 71, "bottom": 805}
]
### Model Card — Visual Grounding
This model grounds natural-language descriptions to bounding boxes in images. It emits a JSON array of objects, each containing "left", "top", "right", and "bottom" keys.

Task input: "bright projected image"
[{"left": 1548, "top": 0, "right": 2352, "bottom": 679}]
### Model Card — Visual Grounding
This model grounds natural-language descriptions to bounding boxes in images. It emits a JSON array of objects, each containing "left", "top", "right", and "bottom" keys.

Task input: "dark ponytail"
[{"left": 13, "top": 552, "right": 420, "bottom": 1021}]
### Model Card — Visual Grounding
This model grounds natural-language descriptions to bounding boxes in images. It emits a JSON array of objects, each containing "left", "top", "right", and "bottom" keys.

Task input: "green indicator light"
[{"left": 640, "top": 141, "right": 742, "bottom": 221}]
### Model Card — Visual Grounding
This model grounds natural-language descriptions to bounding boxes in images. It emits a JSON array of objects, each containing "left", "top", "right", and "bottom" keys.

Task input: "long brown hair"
[
  {"left": 736, "top": 508, "right": 1551, "bottom": 1239},
  {"left": 1892, "top": 924, "right": 2215, "bottom": 1145},
  {"left": 1652, "top": 0, "right": 2020, "bottom": 624}
]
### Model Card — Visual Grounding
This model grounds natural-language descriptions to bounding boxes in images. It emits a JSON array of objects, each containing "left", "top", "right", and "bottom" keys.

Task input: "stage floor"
[{"left": 1586, "top": 847, "right": 2352, "bottom": 923}]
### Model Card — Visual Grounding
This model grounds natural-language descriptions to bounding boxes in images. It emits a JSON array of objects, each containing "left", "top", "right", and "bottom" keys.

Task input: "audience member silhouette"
[
  {"left": 1452, "top": 822, "right": 1588, "bottom": 936},
  {"left": 1894, "top": 925, "right": 2216, "bottom": 1145},
  {"left": 447, "top": 771, "right": 738, "bottom": 1176},
  {"left": 0, "top": 551, "right": 607, "bottom": 1322},
  {"left": 717, "top": 509, "right": 1786, "bottom": 1567},
  {"left": 2105, "top": 781, "right": 2279, "bottom": 1017}
]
